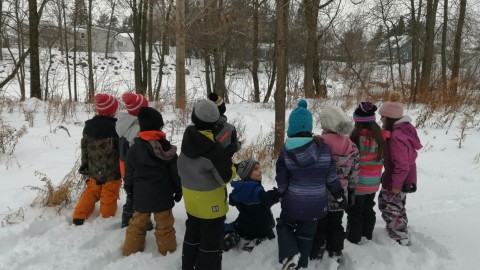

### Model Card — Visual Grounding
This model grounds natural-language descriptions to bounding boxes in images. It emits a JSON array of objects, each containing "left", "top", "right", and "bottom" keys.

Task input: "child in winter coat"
[
  {"left": 310, "top": 106, "right": 359, "bottom": 263},
  {"left": 122, "top": 107, "right": 181, "bottom": 256},
  {"left": 378, "top": 91, "right": 422, "bottom": 246},
  {"left": 73, "top": 94, "right": 122, "bottom": 225},
  {"left": 276, "top": 100, "right": 345, "bottom": 270},
  {"left": 177, "top": 99, "right": 237, "bottom": 270},
  {"left": 223, "top": 159, "right": 281, "bottom": 252},
  {"left": 115, "top": 92, "right": 149, "bottom": 228},
  {"left": 346, "top": 101, "right": 387, "bottom": 245},
  {"left": 208, "top": 93, "right": 242, "bottom": 158}
]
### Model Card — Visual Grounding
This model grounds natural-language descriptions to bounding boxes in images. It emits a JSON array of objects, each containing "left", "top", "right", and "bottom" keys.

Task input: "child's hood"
[
  {"left": 116, "top": 113, "right": 139, "bottom": 143},
  {"left": 319, "top": 133, "right": 354, "bottom": 156},
  {"left": 394, "top": 116, "right": 423, "bottom": 150},
  {"left": 284, "top": 139, "right": 319, "bottom": 167},
  {"left": 180, "top": 126, "right": 216, "bottom": 158},
  {"left": 230, "top": 180, "right": 264, "bottom": 204}
]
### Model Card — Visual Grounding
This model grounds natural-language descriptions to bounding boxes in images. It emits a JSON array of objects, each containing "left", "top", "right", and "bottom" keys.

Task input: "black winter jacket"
[{"left": 124, "top": 135, "right": 181, "bottom": 213}]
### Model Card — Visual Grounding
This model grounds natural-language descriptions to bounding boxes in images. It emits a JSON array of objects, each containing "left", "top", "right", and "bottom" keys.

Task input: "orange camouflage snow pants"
[{"left": 72, "top": 178, "right": 122, "bottom": 220}]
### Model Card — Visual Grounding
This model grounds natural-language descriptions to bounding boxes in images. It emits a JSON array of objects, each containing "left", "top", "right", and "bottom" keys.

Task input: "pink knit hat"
[
  {"left": 121, "top": 93, "right": 149, "bottom": 116},
  {"left": 95, "top": 94, "right": 118, "bottom": 116},
  {"left": 379, "top": 91, "right": 404, "bottom": 119}
]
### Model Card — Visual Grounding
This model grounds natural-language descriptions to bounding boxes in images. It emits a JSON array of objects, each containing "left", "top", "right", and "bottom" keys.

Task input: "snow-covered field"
[{"left": 0, "top": 97, "right": 479, "bottom": 270}]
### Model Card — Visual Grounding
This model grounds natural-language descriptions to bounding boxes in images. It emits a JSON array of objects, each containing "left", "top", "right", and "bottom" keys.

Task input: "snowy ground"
[{"left": 0, "top": 97, "right": 479, "bottom": 270}]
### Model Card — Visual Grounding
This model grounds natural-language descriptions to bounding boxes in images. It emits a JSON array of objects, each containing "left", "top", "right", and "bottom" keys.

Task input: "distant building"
[
  {"left": 377, "top": 35, "right": 424, "bottom": 63},
  {"left": 75, "top": 26, "right": 134, "bottom": 53}
]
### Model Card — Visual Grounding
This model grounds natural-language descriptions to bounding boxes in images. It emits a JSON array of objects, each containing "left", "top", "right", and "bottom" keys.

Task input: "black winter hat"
[
  {"left": 138, "top": 107, "right": 164, "bottom": 131},
  {"left": 353, "top": 101, "right": 377, "bottom": 123},
  {"left": 208, "top": 92, "right": 226, "bottom": 115}
]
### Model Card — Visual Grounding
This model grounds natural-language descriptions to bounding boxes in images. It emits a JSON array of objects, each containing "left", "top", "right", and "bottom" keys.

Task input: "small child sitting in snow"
[{"left": 223, "top": 159, "right": 281, "bottom": 252}]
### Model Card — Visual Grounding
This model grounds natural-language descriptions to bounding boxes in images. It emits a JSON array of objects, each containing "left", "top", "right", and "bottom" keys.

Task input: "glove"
[
  {"left": 78, "top": 164, "right": 89, "bottom": 175},
  {"left": 402, "top": 183, "right": 417, "bottom": 193},
  {"left": 265, "top": 188, "right": 281, "bottom": 205},
  {"left": 173, "top": 193, "right": 183, "bottom": 203},
  {"left": 333, "top": 192, "right": 348, "bottom": 210},
  {"left": 348, "top": 187, "right": 356, "bottom": 207}
]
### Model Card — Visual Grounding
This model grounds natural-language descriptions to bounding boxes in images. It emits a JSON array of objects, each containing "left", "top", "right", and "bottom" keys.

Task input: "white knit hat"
[{"left": 320, "top": 105, "right": 354, "bottom": 136}]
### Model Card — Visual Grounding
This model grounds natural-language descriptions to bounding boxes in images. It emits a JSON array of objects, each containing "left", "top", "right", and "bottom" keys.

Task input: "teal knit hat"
[{"left": 287, "top": 99, "right": 313, "bottom": 137}]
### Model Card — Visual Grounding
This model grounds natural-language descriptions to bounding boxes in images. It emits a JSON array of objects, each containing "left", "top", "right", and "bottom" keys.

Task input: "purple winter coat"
[
  {"left": 381, "top": 116, "right": 422, "bottom": 191},
  {"left": 276, "top": 137, "right": 342, "bottom": 220}
]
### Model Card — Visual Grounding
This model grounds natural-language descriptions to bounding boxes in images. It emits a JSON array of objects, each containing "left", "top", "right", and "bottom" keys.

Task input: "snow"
[{"left": 1, "top": 50, "right": 480, "bottom": 270}]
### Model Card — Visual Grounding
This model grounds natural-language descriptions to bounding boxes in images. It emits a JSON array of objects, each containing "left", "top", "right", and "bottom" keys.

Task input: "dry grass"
[
  {"left": 27, "top": 158, "right": 86, "bottom": 214},
  {"left": 1, "top": 207, "right": 25, "bottom": 227}
]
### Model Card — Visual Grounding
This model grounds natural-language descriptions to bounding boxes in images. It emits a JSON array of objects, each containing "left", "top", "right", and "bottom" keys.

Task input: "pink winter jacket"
[{"left": 381, "top": 116, "right": 422, "bottom": 191}]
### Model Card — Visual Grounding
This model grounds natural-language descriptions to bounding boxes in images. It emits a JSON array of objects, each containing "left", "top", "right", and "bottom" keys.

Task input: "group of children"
[{"left": 72, "top": 90, "right": 422, "bottom": 270}]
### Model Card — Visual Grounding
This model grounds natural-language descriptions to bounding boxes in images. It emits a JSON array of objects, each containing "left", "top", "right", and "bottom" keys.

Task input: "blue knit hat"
[{"left": 287, "top": 99, "right": 313, "bottom": 137}]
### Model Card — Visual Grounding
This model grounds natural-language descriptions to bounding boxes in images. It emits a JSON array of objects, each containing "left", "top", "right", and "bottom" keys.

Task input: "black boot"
[{"left": 73, "top": 219, "right": 84, "bottom": 226}]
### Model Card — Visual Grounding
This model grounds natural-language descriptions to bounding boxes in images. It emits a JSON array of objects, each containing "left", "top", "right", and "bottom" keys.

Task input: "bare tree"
[
  {"left": 104, "top": 0, "right": 117, "bottom": 58},
  {"left": 0, "top": 0, "right": 3, "bottom": 61},
  {"left": 303, "top": 0, "right": 320, "bottom": 98},
  {"left": 274, "top": 0, "right": 288, "bottom": 157},
  {"left": 61, "top": 0, "right": 72, "bottom": 101},
  {"left": 175, "top": 0, "right": 186, "bottom": 109},
  {"left": 154, "top": 0, "right": 173, "bottom": 101},
  {"left": 87, "top": 0, "right": 94, "bottom": 101},
  {"left": 440, "top": 0, "right": 448, "bottom": 88},
  {"left": 28, "top": 0, "right": 42, "bottom": 99},
  {"left": 420, "top": 0, "right": 439, "bottom": 94},
  {"left": 450, "top": 0, "right": 466, "bottom": 96}
]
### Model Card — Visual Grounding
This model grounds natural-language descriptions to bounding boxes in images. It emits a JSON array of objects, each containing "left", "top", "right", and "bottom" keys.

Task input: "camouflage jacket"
[{"left": 81, "top": 115, "right": 121, "bottom": 183}]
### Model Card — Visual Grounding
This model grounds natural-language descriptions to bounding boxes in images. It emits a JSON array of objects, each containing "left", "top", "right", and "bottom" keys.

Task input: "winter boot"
[
  {"left": 282, "top": 253, "right": 300, "bottom": 270},
  {"left": 310, "top": 242, "right": 326, "bottom": 260},
  {"left": 328, "top": 251, "right": 343, "bottom": 264},
  {"left": 223, "top": 231, "right": 240, "bottom": 252},
  {"left": 397, "top": 238, "right": 411, "bottom": 246},
  {"left": 73, "top": 218, "right": 85, "bottom": 226}
]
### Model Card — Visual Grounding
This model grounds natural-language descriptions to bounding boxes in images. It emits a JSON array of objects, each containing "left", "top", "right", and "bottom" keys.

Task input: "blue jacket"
[
  {"left": 276, "top": 137, "right": 342, "bottom": 220},
  {"left": 229, "top": 180, "right": 277, "bottom": 239}
]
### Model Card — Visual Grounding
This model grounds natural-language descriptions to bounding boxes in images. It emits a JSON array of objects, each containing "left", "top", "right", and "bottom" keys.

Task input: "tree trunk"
[
  {"left": 175, "top": 0, "right": 186, "bottom": 109},
  {"left": 56, "top": 0, "right": 64, "bottom": 54},
  {"left": 141, "top": 0, "right": 148, "bottom": 95},
  {"left": 132, "top": 0, "right": 144, "bottom": 94},
  {"left": 303, "top": 0, "right": 319, "bottom": 99},
  {"left": 251, "top": 0, "right": 260, "bottom": 102},
  {"left": 420, "top": 0, "right": 439, "bottom": 94},
  {"left": 0, "top": 0, "right": 3, "bottom": 61},
  {"left": 441, "top": 0, "right": 448, "bottom": 89},
  {"left": 104, "top": 0, "right": 116, "bottom": 58},
  {"left": 147, "top": 0, "right": 154, "bottom": 100},
  {"left": 155, "top": 0, "right": 173, "bottom": 101},
  {"left": 29, "top": 0, "right": 42, "bottom": 99},
  {"left": 263, "top": 31, "right": 277, "bottom": 103},
  {"left": 274, "top": 0, "right": 288, "bottom": 157},
  {"left": 73, "top": 7, "right": 78, "bottom": 101},
  {"left": 450, "top": 0, "right": 466, "bottom": 96},
  {"left": 62, "top": 0, "right": 72, "bottom": 101},
  {"left": 87, "top": 0, "right": 95, "bottom": 102},
  {"left": 410, "top": 0, "right": 417, "bottom": 101},
  {"left": 205, "top": 53, "right": 212, "bottom": 95}
]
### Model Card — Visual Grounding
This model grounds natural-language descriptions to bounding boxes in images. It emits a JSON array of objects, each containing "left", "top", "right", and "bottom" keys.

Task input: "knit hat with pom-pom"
[
  {"left": 208, "top": 92, "right": 226, "bottom": 115},
  {"left": 95, "top": 94, "right": 118, "bottom": 116},
  {"left": 379, "top": 91, "right": 404, "bottom": 119},
  {"left": 287, "top": 99, "right": 313, "bottom": 137},
  {"left": 320, "top": 105, "right": 354, "bottom": 136},
  {"left": 121, "top": 93, "right": 148, "bottom": 116},
  {"left": 353, "top": 101, "right": 378, "bottom": 123}
]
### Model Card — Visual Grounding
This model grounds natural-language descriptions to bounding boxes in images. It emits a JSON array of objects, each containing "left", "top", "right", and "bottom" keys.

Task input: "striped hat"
[
  {"left": 122, "top": 93, "right": 148, "bottom": 116},
  {"left": 95, "top": 94, "right": 118, "bottom": 116},
  {"left": 353, "top": 102, "right": 377, "bottom": 123}
]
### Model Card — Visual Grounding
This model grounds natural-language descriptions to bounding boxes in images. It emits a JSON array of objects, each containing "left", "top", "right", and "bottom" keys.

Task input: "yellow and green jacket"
[{"left": 178, "top": 126, "right": 236, "bottom": 219}]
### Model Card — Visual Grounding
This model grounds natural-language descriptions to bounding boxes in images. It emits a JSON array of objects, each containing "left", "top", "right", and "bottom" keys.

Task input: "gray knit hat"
[
  {"left": 320, "top": 105, "right": 354, "bottom": 136},
  {"left": 192, "top": 99, "right": 220, "bottom": 130},
  {"left": 237, "top": 159, "right": 259, "bottom": 180}
]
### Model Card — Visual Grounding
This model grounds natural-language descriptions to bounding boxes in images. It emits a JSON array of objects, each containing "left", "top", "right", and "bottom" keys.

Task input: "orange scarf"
[{"left": 139, "top": 131, "right": 166, "bottom": 141}]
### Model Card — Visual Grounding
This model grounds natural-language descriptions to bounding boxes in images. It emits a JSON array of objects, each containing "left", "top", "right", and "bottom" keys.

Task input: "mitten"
[
  {"left": 78, "top": 164, "right": 89, "bottom": 175},
  {"left": 402, "top": 183, "right": 417, "bottom": 193},
  {"left": 173, "top": 193, "right": 183, "bottom": 203},
  {"left": 265, "top": 188, "right": 281, "bottom": 205},
  {"left": 348, "top": 187, "right": 356, "bottom": 207},
  {"left": 333, "top": 191, "right": 348, "bottom": 209}
]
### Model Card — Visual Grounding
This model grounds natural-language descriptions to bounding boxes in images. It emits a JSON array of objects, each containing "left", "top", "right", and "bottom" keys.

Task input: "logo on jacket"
[{"left": 212, "top": 205, "right": 219, "bottom": 213}]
